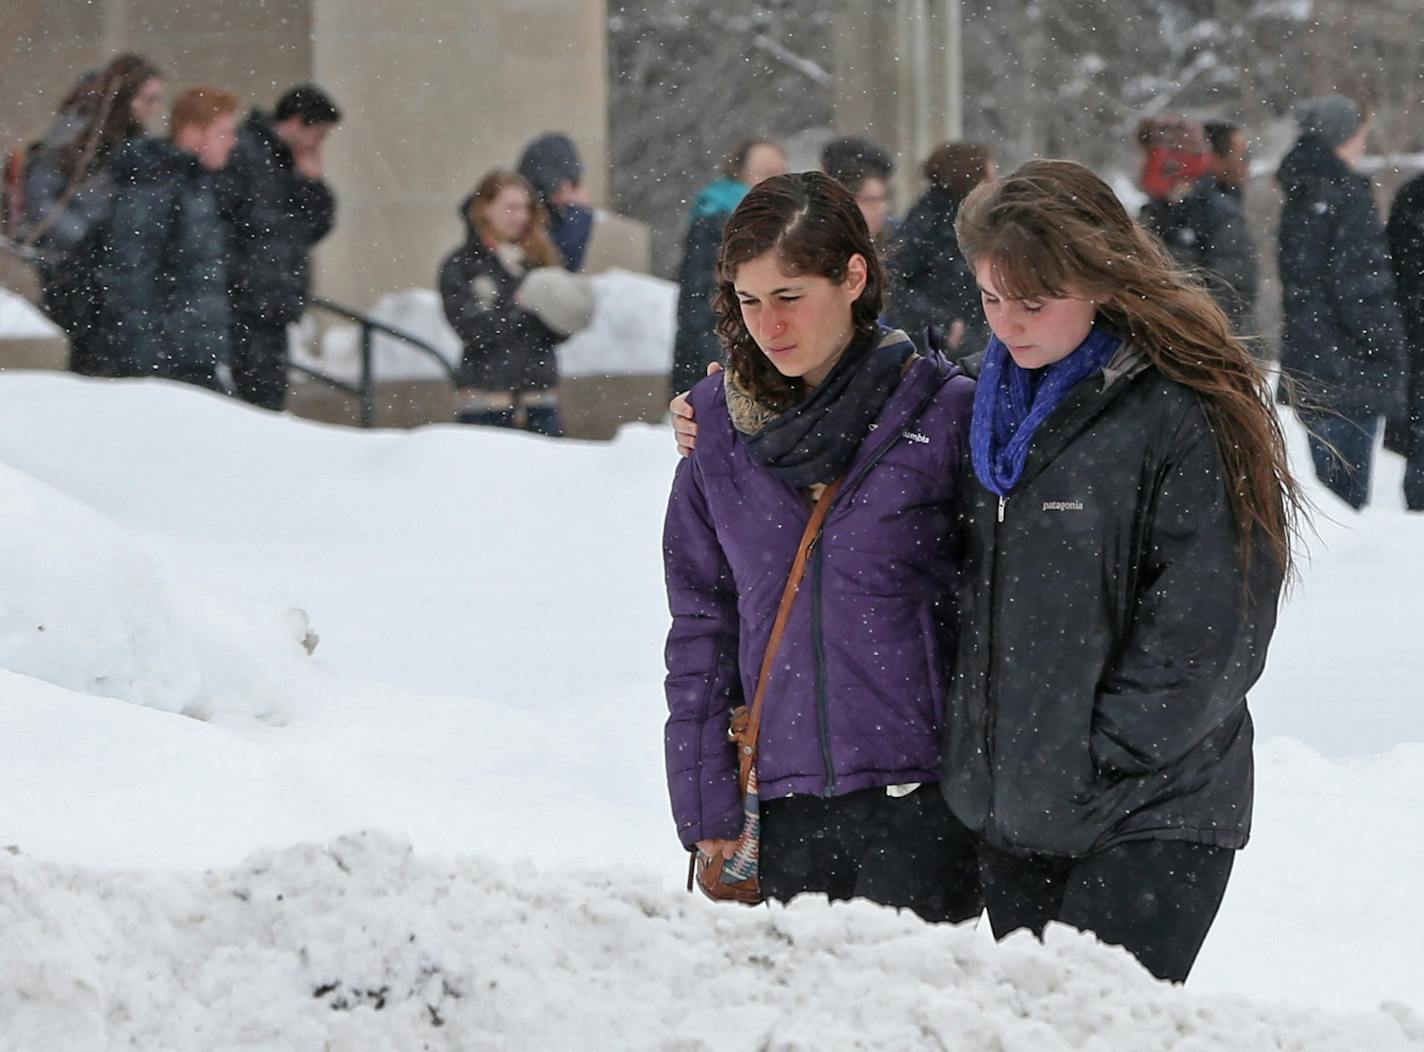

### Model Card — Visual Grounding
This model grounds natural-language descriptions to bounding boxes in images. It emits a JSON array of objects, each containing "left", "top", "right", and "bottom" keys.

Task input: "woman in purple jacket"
[{"left": 663, "top": 172, "right": 980, "bottom": 921}]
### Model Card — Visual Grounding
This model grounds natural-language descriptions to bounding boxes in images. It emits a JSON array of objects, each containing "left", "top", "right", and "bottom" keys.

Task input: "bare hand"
[
  {"left": 669, "top": 361, "right": 720, "bottom": 457},
  {"left": 948, "top": 319, "right": 967, "bottom": 351},
  {"left": 696, "top": 838, "right": 737, "bottom": 860}
]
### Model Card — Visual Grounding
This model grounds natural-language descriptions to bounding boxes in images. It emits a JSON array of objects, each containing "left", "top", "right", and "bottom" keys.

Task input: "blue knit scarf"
[{"left": 970, "top": 325, "right": 1122, "bottom": 498}]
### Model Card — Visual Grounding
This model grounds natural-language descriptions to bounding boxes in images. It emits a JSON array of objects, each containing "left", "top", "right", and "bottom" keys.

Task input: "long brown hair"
[
  {"left": 466, "top": 169, "right": 562, "bottom": 269},
  {"left": 955, "top": 159, "right": 1302, "bottom": 578},
  {"left": 55, "top": 54, "right": 163, "bottom": 180},
  {"left": 713, "top": 171, "right": 885, "bottom": 412}
]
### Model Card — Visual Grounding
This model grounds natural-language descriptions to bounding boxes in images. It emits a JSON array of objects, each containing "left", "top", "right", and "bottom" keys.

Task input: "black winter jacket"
[
  {"left": 888, "top": 187, "right": 988, "bottom": 357},
  {"left": 101, "top": 137, "right": 230, "bottom": 375},
  {"left": 1386, "top": 173, "right": 1424, "bottom": 454},
  {"left": 671, "top": 211, "right": 728, "bottom": 395},
  {"left": 438, "top": 205, "right": 562, "bottom": 393},
  {"left": 940, "top": 346, "right": 1282, "bottom": 858},
  {"left": 1140, "top": 177, "right": 1257, "bottom": 336},
  {"left": 216, "top": 110, "right": 335, "bottom": 323},
  {"left": 1277, "top": 135, "right": 1406, "bottom": 417}
]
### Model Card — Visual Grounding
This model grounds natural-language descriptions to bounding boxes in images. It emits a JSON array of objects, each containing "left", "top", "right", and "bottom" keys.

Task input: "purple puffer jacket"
[{"left": 663, "top": 343, "right": 975, "bottom": 849}]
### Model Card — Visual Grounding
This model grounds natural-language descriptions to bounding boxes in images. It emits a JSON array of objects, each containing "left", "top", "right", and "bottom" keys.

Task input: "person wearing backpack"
[{"left": 18, "top": 54, "right": 165, "bottom": 375}]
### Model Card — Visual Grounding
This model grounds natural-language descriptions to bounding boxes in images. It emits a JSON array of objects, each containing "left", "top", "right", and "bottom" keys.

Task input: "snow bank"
[
  {"left": 4, "top": 832, "right": 1421, "bottom": 1052},
  {"left": 0, "top": 374, "right": 1419, "bottom": 1038},
  {"left": 0, "top": 287, "right": 61, "bottom": 339},
  {"left": 296, "top": 268, "right": 675, "bottom": 384},
  {"left": 0, "top": 459, "right": 316, "bottom": 724}
]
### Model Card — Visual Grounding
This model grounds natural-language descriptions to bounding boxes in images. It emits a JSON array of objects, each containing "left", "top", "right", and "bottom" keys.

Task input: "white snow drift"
[{"left": 0, "top": 372, "right": 1420, "bottom": 1049}]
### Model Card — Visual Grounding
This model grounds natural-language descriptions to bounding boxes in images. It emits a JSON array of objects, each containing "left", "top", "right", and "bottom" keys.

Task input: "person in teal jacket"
[{"left": 670, "top": 139, "right": 785, "bottom": 395}]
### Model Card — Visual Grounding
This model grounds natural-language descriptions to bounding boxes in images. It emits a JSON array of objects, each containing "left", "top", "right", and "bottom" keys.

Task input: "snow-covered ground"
[{"left": 0, "top": 372, "right": 1421, "bottom": 1048}]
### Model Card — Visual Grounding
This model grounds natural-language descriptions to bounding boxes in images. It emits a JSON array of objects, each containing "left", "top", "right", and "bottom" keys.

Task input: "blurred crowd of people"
[
  {"left": 669, "top": 102, "right": 1423, "bottom": 511},
  {"left": 4, "top": 55, "right": 1423, "bottom": 507},
  {"left": 2, "top": 55, "right": 341, "bottom": 411}
]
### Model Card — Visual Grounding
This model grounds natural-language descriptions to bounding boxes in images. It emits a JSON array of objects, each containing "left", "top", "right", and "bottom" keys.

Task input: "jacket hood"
[
  {"left": 111, "top": 135, "right": 198, "bottom": 184},
  {"left": 1276, "top": 134, "right": 1353, "bottom": 198}
]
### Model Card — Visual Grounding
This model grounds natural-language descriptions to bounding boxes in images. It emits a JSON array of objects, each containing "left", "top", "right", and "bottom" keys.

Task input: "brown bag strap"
[{"left": 734, "top": 475, "right": 846, "bottom": 794}]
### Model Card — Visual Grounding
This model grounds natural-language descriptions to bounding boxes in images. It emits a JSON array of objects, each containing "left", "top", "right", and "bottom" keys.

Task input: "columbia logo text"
[
  {"left": 903, "top": 431, "right": 930, "bottom": 445},
  {"left": 1042, "top": 500, "right": 1085, "bottom": 512}
]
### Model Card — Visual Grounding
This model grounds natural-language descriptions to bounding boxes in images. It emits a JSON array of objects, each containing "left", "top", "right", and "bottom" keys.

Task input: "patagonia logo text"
[{"left": 1042, "top": 500, "right": 1085, "bottom": 512}]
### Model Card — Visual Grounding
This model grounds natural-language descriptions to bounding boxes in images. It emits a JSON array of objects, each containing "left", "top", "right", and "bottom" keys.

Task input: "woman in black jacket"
[
  {"left": 887, "top": 142, "right": 995, "bottom": 358},
  {"left": 21, "top": 54, "right": 164, "bottom": 376},
  {"left": 941, "top": 160, "right": 1303, "bottom": 983},
  {"left": 439, "top": 170, "right": 567, "bottom": 436}
]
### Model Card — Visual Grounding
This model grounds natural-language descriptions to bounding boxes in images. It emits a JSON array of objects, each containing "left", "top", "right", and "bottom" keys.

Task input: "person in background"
[
  {"left": 101, "top": 86, "right": 239, "bottom": 390},
  {"left": 19, "top": 54, "right": 165, "bottom": 376},
  {"left": 439, "top": 169, "right": 594, "bottom": 437},
  {"left": 663, "top": 172, "right": 980, "bottom": 924},
  {"left": 1203, "top": 119, "right": 1251, "bottom": 202},
  {"left": 1277, "top": 95, "right": 1406, "bottom": 510},
  {"left": 821, "top": 135, "right": 895, "bottom": 245},
  {"left": 216, "top": 84, "right": 341, "bottom": 411},
  {"left": 888, "top": 141, "right": 996, "bottom": 357},
  {"left": 1386, "top": 167, "right": 1424, "bottom": 511},
  {"left": 1137, "top": 116, "right": 1257, "bottom": 335},
  {"left": 516, "top": 132, "right": 594, "bottom": 272},
  {"left": 670, "top": 137, "right": 786, "bottom": 396}
]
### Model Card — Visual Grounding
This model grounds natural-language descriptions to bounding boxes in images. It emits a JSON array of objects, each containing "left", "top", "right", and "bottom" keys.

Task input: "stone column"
[{"left": 831, "top": 0, "right": 963, "bottom": 209}]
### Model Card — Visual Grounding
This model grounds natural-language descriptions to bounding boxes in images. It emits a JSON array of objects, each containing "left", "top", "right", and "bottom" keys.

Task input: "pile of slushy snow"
[
  {"left": 3, "top": 832, "right": 1421, "bottom": 1051},
  {"left": 0, "top": 372, "right": 1419, "bottom": 1049}
]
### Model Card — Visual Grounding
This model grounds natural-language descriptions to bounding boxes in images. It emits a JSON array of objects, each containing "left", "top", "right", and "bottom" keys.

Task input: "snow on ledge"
[{"left": 0, "top": 288, "right": 61, "bottom": 340}]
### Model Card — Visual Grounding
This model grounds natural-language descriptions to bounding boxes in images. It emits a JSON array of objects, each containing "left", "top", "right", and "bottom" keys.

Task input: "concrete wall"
[
  {"left": 832, "top": 0, "right": 963, "bottom": 211},
  {"left": 311, "top": 0, "right": 609, "bottom": 309}
]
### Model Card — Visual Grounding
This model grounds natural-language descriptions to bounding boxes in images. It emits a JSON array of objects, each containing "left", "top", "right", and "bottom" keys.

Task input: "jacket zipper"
[
  {"left": 812, "top": 382, "right": 942, "bottom": 798},
  {"left": 983, "top": 489, "right": 1004, "bottom": 839}
]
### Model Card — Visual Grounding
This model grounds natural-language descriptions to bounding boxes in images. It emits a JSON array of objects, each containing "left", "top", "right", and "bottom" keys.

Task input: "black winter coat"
[
  {"left": 1386, "top": 173, "right": 1424, "bottom": 454},
  {"left": 1277, "top": 135, "right": 1406, "bottom": 417},
  {"left": 888, "top": 187, "right": 988, "bottom": 357},
  {"left": 670, "top": 211, "right": 728, "bottom": 395},
  {"left": 1140, "top": 177, "right": 1257, "bottom": 335},
  {"left": 940, "top": 347, "right": 1282, "bottom": 858},
  {"left": 216, "top": 110, "right": 335, "bottom": 323},
  {"left": 438, "top": 210, "right": 561, "bottom": 393},
  {"left": 101, "top": 137, "right": 230, "bottom": 375}
]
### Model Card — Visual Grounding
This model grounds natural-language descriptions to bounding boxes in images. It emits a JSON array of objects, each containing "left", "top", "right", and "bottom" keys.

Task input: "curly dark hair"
[{"left": 712, "top": 172, "right": 885, "bottom": 412}]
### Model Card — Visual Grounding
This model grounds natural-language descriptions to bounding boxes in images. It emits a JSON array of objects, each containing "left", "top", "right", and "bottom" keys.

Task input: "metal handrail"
[{"left": 301, "top": 295, "right": 459, "bottom": 427}]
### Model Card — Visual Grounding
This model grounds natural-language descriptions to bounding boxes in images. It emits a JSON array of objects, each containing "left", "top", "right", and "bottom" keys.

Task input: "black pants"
[
  {"left": 760, "top": 785, "right": 981, "bottom": 924},
  {"left": 978, "top": 838, "right": 1235, "bottom": 983},
  {"left": 1300, "top": 408, "right": 1379, "bottom": 510},
  {"left": 231, "top": 314, "right": 290, "bottom": 411}
]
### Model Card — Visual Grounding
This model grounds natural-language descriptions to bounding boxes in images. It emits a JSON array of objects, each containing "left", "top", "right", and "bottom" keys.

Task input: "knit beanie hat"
[
  {"left": 1297, "top": 96, "right": 1364, "bottom": 147},
  {"left": 516, "top": 133, "right": 583, "bottom": 201}
]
